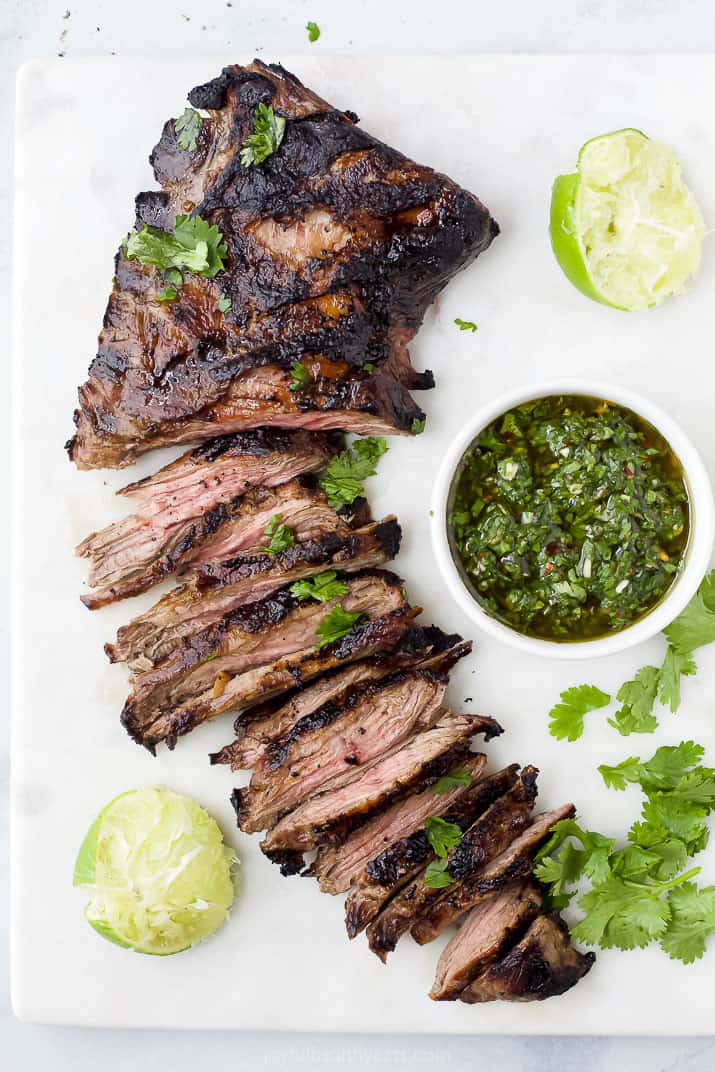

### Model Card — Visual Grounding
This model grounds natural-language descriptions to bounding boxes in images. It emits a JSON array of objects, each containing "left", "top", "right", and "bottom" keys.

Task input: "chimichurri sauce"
[{"left": 449, "top": 395, "right": 689, "bottom": 641}]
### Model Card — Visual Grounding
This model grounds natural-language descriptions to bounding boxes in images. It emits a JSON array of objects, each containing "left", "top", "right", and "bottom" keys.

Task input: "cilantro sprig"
[
  {"left": 423, "top": 815, "right": 463, "bottom": 888},
  {"left": 290, "top": 571, "right": 349, "bottom": 604},
  {"left": 260, "top": 515, "right": 295, "bottom": 557},
  {"left": 175, "top": 107, "right": 203, "bottom": 151},
  {"left": 240, "top": 103, "right": 286, "bottom": 167},
  {"left": 126, "top": 215, "right": 227, "bottom": 279},
  {"left": 315, "top": 605, "right": 365, "bottom": 650},
  {"left": 534, "top": 741, "right": 715, "bottom": 962},
  {"left": 548, "top": 684, "right": 611, "bottom": 741},
  {"left": 454, "top": 318, "right": 478, "bottom": 333},
  {"left": 432, "top": 770, "right": 472, "bottom": 794},
  {"left": 318, "top": 437, "right": 388, "bottom": 509},
  {"left": 288, "top": 360, "right": 311, "bottom": 391}
]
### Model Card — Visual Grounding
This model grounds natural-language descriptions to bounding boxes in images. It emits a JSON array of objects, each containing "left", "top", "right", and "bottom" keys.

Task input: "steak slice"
[
  {"left": 310, "top": 754, "right": 489, "bottom": 895},
  {"left": 236, "top": 670, "right": 448, "bottom": 833},
  {"left": 213, "top": 627, "right": 471, "bottom": 771},
  {"left": 121, "top": 570, "right": 413, "bottom": 750},
  {"left": 411, "top": 804, "right": 575, "bottom": 946},
  {"left": 459, "top": 913, "right": 595, "bottom": 1004},
  {"left": 80, "top": 477, "right": 355, "bottom": 609},
  {"left": 343, "top": 764, "right": 521, "bottom": 938},
  {"left": 429, "top": 883, "right": 542, "bottom": 1001},
  {"left": 107, "top": 518, "right": 401, "bottom": 670},
  {"left": 67, "top": 60, "right": 498, "bottom": 469},
  {"left": 365, "top": 767, "right": 539, "bottom": 961},
  {"left": 257, "top": 712, "right": 503, "bottom": 854}
]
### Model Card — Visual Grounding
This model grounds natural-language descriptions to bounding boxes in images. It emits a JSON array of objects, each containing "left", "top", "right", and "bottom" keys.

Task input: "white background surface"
[{"left": 5, "top": 1, "right": 715, "bottom": 1069}]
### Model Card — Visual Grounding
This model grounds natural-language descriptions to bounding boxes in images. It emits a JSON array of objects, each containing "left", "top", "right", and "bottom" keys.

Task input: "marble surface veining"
[{"left": 4, "top": 0, "right": 715, "bottom": 1068}]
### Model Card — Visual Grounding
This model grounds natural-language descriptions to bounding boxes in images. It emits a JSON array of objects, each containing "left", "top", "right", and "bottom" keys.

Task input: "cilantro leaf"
[
  {"left": 217, "top": 293, "right": 232, "bottom": 314},
  {"left": 433, "top": 770, "right": 472, "bottom": 794},
  {"left": 175, "top": 107, "right": 203, "bottom": 151},
  {"left": 288, "top": 360, "right": 311, "bottom": 391},
  {"left": 424, "top": 816, "right": 463, "bottom": 858},
  {"left": 315, "top": 605, "right": 365, "bottom": 649},
  {"left": 424, "top": 858, "right": 454, "bottom": 889},
  {"left": 411, "top": 418, "right": 426, "bottom": 434},
  {"left": 607, "top": 666, "right": 660, "bottom": 736},
  {"left": 156, "top": 286, "right": 178, "bottom": 303},
  {"left": 126, "top": 214, "right": 227, "bottom": 279},
  {"left": 665, "top": 590, "right": 715, "bottom": 655},
  {"left": 240, "top": 103, "right": 286, "bottom": 167},
  {"left": 454, "top": 318, "right": 478, "bottom": 332},
  {"left": 658, "top": 647, "right": 697, "bottom": 712},
  {"left": 289, "top": 571, "right": 349, "bottom": 604},
  {"left": 661, "top": 882, "right": 715, "bottom": 963},
  {"left": 319, "top": 437, "right": 388, "bottom": 509},
  {"left": 572, "top": 875, "right": 672, "bottom": 950},
  {"left": 260, "top": 514, "right": 295, "bottom": 557},
  {"left": 599, "top": 742, "right": 706, "bottom": 792},
  {"left": 548, "top": 684, "right": 611, "bottom": 741},
  {"left": 306, "top": 20, "right": 321, "bottom": 42}
]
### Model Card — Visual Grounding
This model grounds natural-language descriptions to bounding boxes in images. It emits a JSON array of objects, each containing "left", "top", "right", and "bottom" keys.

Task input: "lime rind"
[
  {"left": 550, "top": 129, "right": 706, "bottom": 311},
  {"left": 74, "top": 787, "right": 237, "bottom": 956}
]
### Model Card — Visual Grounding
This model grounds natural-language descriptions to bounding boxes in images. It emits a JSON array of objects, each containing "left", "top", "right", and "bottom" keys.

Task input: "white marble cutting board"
[{"left": 11, "top": 54, "right": 715, "bottom": 1032}]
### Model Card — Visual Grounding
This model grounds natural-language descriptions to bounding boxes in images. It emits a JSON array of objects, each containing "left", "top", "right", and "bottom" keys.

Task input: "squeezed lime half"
[
  {"left": 73, "top": 787, "right": 236, "bottom": 955},
  {"left": 550, "top": 129, "right": 706, "bottom": 311}
]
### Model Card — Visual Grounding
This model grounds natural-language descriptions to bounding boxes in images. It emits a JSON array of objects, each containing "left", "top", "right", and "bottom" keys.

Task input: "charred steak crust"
[{"left": 67, "top": 60, "right": 498, "bottom": 469}]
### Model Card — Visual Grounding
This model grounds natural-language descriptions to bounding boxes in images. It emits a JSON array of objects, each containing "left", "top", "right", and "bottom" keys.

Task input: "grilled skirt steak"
[
  {"left": 366, "top": 767, "right": 539, "bottom": 961},
  {"left": 121, "top": 569, "right": 414, "bottom": 749},
  {"left": 429, "top": 883, "right": 542, "bottom": 1001},
  {"left": 344, "top": 764, "right": 522, "bottom": 939},
  {"left": 257, "top": 712, "right": 502, "bottom": 854},
  {"left": 459, "top": 913, "right": 595, "bottom": 1004},
  {"left": 67, "top": 60, "right": 498, "bottom": 469},
  {"left": 237, "top": 671, "right": 448, "bottom": 832},
  {"left": 310, "top": 753, "right": 489, "bottom": 895},
  {"left": 411, "top": 804, "right": 575, "bottom": 946},
  {"left": 108, "top": 518, "right": 401, "bottom": 670},
  {"left": 213, "top": 628, "right": 471, "bottom": 771}
]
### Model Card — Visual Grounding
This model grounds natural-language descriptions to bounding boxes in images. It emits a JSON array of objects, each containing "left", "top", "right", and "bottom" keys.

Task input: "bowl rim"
[{"left": 430, "top": 379, "right": 715, "bottom": 660}]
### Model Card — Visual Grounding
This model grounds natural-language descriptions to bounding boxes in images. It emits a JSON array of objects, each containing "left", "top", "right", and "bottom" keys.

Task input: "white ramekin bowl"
[{"left": 430, "top": 380, "right": 715, "bottom": 660}]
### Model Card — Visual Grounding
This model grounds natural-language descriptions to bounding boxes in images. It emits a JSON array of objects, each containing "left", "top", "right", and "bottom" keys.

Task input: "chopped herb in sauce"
[{"left": 449, "top": 395, "right": 689, "bottom": 641}]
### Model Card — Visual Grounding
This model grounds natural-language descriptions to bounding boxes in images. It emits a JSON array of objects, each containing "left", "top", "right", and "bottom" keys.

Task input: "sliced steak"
[
  {"left": 365, "top": 767, "right": 539, "bottom": 961},
  {"left": 344, "top": 764, "right": 521, "bottom": 938},
  {"left": 121, "top": 570, "right": 413, "bottom": 750},
  {"left": 411, "top": 804, "right": 575, "bottom": 946},
  {"left": 257, "top": 712, "right": 503, "bottom": 854},
  {"left": 213, "top": 627, "right": 471, "bottom": 771},
  {"left": 429, "top": 883, "right": 542, "bottom": 1001},
  {"left": 67, "top": 60, "right": 498, "bottom": 470},
  {"left": 459, "top": 913, "right": 595, "bottom": 1004},
  {"left": 236, "top": 670, "right": 448, "bottom": 833},
  {"left": 310, "top": 754, "right": 489, "bottom": 895},
  {"left": 107, "top": 518, "right": 401, "bottom": 670}
]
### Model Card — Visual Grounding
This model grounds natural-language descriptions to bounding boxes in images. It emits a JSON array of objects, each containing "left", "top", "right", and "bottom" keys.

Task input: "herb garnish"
[
  {"left": 217, "top": 294, "right": 232, "bottom": 314},
  {"left": 260, "top": 514, "right": 295, "bottom": 557},
  {"left": 306, "top": 20, "right": 320, "bottom": 42},
  {"left": 433, "top": 770, "right": 472, "bottom": 793},
  {"left": 454, "top": 318, "right": 478, "bottom": 332},
  {"left": 548, "top": 685, "right": 612, "bottom": 741},
  {"left": 411, "top": 418, "right": 426, "bottom": 434},
  {"left": 319, "top": 437, "right": 388, "bottom": 509},
  {"left": 315, "top": 605, "right": 365, "bottom": 649},
  {"left": 534, "top": 741, "right": 715, "bottom": 962},
  {"left": 126, "top": 215, "right": 227, "bottom": 279},
  {"left": 290, "top": 571, "right": 349, "bottom": 604},
  {"left": 156, "top": 286, "right": 178, "bottom": 303},
  {"left": 240, "top": 103, "right": 286, "bottom": 167},
  {"left": 288, "top": 360, "right": 311, "bottom": 391},
  {"left": 423, "top": 816, "right": 463, "bottom": 888},
  {"left": 175, "top": 107, "right": 203, "bottom": 151}
]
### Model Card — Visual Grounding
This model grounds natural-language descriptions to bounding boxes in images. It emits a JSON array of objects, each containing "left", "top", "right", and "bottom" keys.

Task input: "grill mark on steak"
[
  {"left": 107, "top": 518, "right": 401, "bottom": 670},
  {"left": 343, "top": 764, "right": 521, "bottom": 940},
  {"left": 121, "top": 572, "right": 415, "bottom": 750},
  {"left": 80, "top": 477, "right": 355, "bottom": 610},
  {"left": 459, "top": 913, "right": 595, "bottom": 1004},
  {"left": 429, "top": 882, "right": 542, "bottom": 1001},
  {"left": 410, "top": 804, "right": 576, "bottom": 946},
  {"left": 256, "top": 712, "right": 502, "bottom": 854},
  {"left": 365, "top": 767, "right": 539, "bottom": 962},
  {"left": 66, "top": 60, "right": 498, "bottom": 469},
  {"left": 212, "top": 628, "right": 471, "bottom": 772},
  {"left": 308, "top": 754, "right": 488, "bottom": 894},
  {"left": 236, "top": 671, "right": 448, "bottom": 833}
]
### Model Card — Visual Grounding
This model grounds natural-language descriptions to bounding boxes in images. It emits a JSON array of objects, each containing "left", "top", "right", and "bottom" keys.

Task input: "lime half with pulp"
[
  {"left": 550, "top": 128, "right": 706, "bottom": 310},
  {"left": 73, "top": 787, "right": 236, "bottom": 955}
]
